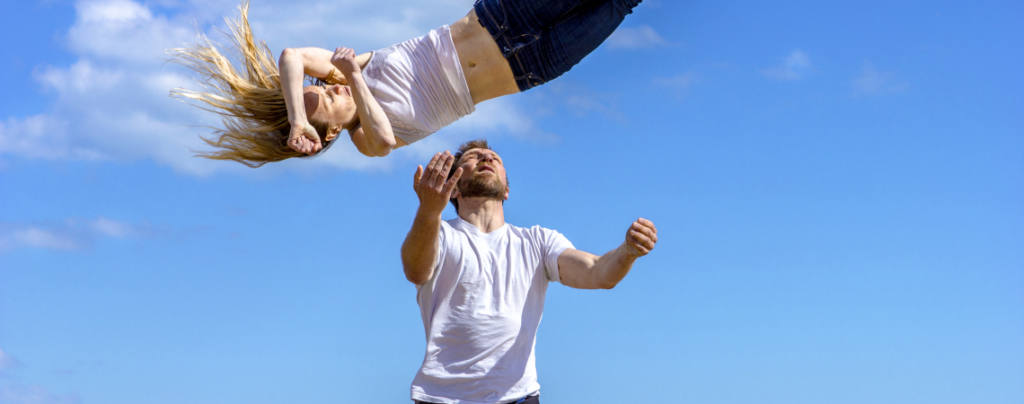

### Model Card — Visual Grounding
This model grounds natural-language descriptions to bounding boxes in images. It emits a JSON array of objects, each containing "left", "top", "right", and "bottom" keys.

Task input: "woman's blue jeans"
[{"left": 473, "top": 0, "right": 643, "bottom": 91}]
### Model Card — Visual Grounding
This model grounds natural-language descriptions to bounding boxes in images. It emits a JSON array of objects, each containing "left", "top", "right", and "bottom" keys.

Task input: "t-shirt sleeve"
[
  {"left": 433, "top": 220, "right": 451, "bottom": 270},
  {"left": 539, "top": 227, "right": 575, "bottom": 283}
]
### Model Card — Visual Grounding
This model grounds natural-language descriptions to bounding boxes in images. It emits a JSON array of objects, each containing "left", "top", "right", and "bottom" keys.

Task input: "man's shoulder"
[
  {"left": 441, "top": 219, "right": 566, "bottom": 243},
  {"left": 506, "top": 222, "right": 563, "bottom": 240},
  {"left": 442, "top": 217, "right": 460, "bottom": 228}
]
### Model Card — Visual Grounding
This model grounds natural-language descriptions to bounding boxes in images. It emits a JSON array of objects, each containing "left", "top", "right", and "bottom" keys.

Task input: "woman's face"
[{"left": 302, "top": 84, "right": 357, "bottom": 137}]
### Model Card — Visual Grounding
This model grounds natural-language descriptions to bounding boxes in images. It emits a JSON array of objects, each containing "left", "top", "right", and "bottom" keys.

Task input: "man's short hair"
[
  {"left": 447, "top": 139, "right": 507, "bottom": 212},
  {"left": 448, "top": 139, "right": 491, "bottom": 178}
]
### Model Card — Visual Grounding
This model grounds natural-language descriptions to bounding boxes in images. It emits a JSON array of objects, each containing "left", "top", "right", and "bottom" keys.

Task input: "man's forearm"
[
  {"left": 401, "top": 206, "right": 444, "bottom": 284},
  {"left": 591, "top": 244, "right": 639, "bottom": 289},
  {"left": 557, "top": 219, "right": 657, "bottom": 290},
  {"left": 404, "top": 151, "right": 462, "bottom": 285}
]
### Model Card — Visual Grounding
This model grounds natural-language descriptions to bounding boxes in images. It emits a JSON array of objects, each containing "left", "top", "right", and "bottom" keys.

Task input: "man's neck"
[{"left": 457, "top": 197, "right": 506, "bottom": 233}]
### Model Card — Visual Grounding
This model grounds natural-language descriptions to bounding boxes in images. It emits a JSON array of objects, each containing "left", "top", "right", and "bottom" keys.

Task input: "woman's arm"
[
  {"left": 281, "top": 47, "right": 371, "bottom": 81},
  {"left": 278, "top": 47, "right": 327, "bottom": 154},
  {"left": 331, "top": 47, "right": 397, "bottom": 157},
  {"left": 278, "top": 47, "right": 379, "bottom": 155}
]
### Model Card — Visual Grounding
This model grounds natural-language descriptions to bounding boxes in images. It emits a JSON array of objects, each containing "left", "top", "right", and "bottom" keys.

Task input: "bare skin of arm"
[
  {"left": 278, "top": 47, "right": 400, "bottom": 156},
  {"left": 557, "top": 218, "right": 659, "bottom": 289},
  {"left": 278, "top": 47, "right": 320, "bottom": 153},
  {"left": 329, "top": 47, "right": 397, "bottom": 156},
  {"left": 401, "top": 151, "right": 464, "bottom": 285}
]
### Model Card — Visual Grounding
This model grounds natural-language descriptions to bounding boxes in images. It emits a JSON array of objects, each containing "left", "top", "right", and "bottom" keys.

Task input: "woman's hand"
[
  {"left": 287, "top": 120, "right": 322, "bottom": 155},
  {"left": 331, "top": 47, "right": 361, "bottom": 79}
]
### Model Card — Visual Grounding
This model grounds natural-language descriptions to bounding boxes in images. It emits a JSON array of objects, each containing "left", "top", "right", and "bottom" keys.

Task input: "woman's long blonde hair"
[{"left": 171, "top": 2, "right": 322, "bottom": 167}]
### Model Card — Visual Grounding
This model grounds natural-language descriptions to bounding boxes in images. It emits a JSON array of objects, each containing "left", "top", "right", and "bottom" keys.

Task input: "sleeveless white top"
[{"left": 362, "top": 25, "right": 475, "bottom": 144}]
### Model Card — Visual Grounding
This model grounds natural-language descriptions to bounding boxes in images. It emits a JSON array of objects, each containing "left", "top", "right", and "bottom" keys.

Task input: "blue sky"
[{"left": 1, "top": 0, "right": 1022, "bottom": 403}]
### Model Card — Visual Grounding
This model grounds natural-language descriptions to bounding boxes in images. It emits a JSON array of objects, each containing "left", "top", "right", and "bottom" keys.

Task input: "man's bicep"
[
  {"left": 402, "top": 220, "right": 447, "bottom": 285},
  {"left": 556, "top": 248, "right": 604, "bottom": 289}
]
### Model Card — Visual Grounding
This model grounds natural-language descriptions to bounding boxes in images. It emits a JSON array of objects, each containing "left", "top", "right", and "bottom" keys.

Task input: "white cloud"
[
  {"left": 8, "top": 228, "right": 81, "bottom": 251},
  {"left": 91, "top": 217, "right": 132, "bottom": 238},
  {"left": 607, "top": 25, "right": 667, "bottom": 50},
  {"left": 0, "top": 115, "right": 78, "bottom": 160},
  {"left": 69, "top": 0, "right": 193, "bottom": 64},
  {"left": 300, "top": 141, "right": 394, "bottom": 172},
  {"left": 393, "top": 97, "right": 554, "bottom": 163},
  {"left": 0, "top": 217, "right": 139, "bottom": 253},
  {"left": 762, "top": 49, "right": 811, "bottom": 81},
  {"left": 37, "top": 60, "right": 124, "bottom": 94},
  {"left": 853, "top": 62, "right": 907, "bottom": 95},
  {"left": 449, "top": 98, "right": 542, "bottom": 139},
  {"left": 78, "top": 0, "right": 151, "bottom": 23}
]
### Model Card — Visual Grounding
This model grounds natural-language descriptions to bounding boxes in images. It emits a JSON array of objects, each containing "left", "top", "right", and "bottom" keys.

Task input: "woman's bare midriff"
[{"left": 450, "top": 10, "right": 520, "bottom": 104}]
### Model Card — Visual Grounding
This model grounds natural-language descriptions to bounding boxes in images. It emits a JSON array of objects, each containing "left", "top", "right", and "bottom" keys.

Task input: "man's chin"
[
  {"left": 459, "top": 188, "right": 506, "bottom": 200},
  {"left": 459, "top": 178, "right": 505, "bottom": 197}
]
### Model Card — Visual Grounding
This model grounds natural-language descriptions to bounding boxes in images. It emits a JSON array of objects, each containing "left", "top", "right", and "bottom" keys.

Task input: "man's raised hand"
[
  {"left": 413, "top": 151, "right": 463, "bottom": 214},
  {"left": 623, "top": 218, "right": 658, "bottom": 258}
]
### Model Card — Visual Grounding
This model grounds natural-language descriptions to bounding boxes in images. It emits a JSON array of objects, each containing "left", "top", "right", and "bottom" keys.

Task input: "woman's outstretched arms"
[{"left": 330, "top": 47, "right": 398, "bottom": 157}]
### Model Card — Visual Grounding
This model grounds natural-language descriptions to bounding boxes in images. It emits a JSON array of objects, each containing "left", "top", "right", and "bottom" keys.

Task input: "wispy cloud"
[
  {"left": 1, "top": 0, "right": 539, "bottom": 174},
  {"left": 0, "top": 217, "right": 141, "bottom": 253},
  {"left": 0, "top": 349, "right": 22, "bottom": 376},
  {"left": 396, "top": 97, "right": 556, "bottom": 162},
  {"left": 564, "top": 95, "right": 620, "bottom": 119},
  {"left": 853, "top": 62, "right": 908, "bottom": 95},
  {"left": 762, "top": 49, "right": 811, "bottom": 81},
  {"left": 528, "top": 80, "right": 630, "bottom": 126},
  {"left": 0, "top": 228, "right": 80, "bottom": 252},
  {"left": 654, "top": 72, "right": 698, "bottom": 97},
  {"left": 607, "top": 25, "right": 668, "bottom": 50},
  {"left": 69, "top": 0, "right": 193, "bottom": 64},
  {"left": 0, "top": 349, "right": 87, "bottom": 403},
  {"left": 0, "top": 115, "right": 82, "bottom": 161},
  {"left": 0, "top": 382, "right": 81, "bottom": 404}
]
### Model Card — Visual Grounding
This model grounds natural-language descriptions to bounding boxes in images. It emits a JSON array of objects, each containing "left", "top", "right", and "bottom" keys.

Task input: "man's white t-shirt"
[{"left": 411, "top": 217, "right": 574, "bottom": 404}]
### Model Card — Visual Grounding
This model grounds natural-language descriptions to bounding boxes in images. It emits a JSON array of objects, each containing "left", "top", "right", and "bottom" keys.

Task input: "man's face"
[{"left": 456, "top": 148, "right": 508, "bottom": 200}]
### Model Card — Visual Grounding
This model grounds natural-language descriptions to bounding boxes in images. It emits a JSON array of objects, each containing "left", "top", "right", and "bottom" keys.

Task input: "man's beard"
[{"left": 458, "top": 174, "right": 506, "bottom": 199}]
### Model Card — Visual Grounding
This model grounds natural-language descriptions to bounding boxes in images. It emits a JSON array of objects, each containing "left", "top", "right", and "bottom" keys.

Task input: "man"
[{"left": 401, "top": 140, "right": 658, "bottom": 404}]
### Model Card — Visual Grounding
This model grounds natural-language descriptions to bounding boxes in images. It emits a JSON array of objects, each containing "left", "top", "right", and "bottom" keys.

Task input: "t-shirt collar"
[{"left": 453, "top": 216, "right": 507, "bottom": 236}]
